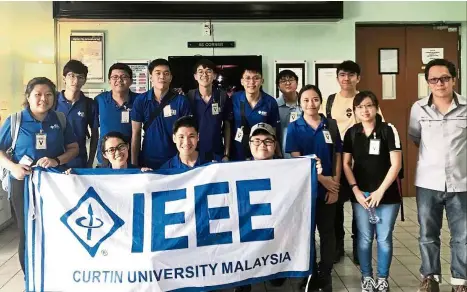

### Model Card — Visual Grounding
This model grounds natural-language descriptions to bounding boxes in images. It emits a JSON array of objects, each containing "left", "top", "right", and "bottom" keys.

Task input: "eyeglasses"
[
  {"left": 427, "top": 76, "right": 452, "bottom": 84},
  {"left": 66, "top": 73, "right": 86, "bottom": 81},
  {"left": 356, "top": 104, "right": 375, "bottom": 110},
  {"left": 338, "top": 72, "right": 357, "bottom": 78},
  {"left": 243, "top": 76, "right": 262, "bottom": 83},
  {"left": 197, "top": 69, "right": 213, "bottom": 76},
  {"left": 110, "top": 75, "right": 131, "bottom": 81},
  {"left": 279, "top": 78, "right": 296, "bottom": 84},
  {"left": 104, "top": 143, "right": 128, "bottom": 155},
  {"left": 249, "top": 138, "right": 275, "bottom": 146}
]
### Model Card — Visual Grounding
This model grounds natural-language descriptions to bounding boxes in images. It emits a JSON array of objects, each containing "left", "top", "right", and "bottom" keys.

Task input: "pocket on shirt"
[{"left": 455, "top": 119, "right": 467, "bottom": 129}]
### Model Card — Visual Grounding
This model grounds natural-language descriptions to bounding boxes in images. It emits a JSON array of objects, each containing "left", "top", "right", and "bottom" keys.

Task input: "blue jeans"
[
  {"left": 416, "top": 187, "right": 467, "bottom": 286},
  {"left": 353, "top": 203, "right": 400, "bottom": 278}
]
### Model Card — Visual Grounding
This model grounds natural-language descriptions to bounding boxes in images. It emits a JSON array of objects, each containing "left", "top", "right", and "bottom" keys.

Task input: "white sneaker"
[
  {"left": 362, "top": 277, "right": 376, "bottom": 292},
  {"left": 376, "top": 278, "right": 390, "bottom": 292}
]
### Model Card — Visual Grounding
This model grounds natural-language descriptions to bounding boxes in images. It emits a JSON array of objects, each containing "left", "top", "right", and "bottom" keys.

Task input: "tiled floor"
[{"left": 0, "top": 198, "right": 455, "bottom": 292}]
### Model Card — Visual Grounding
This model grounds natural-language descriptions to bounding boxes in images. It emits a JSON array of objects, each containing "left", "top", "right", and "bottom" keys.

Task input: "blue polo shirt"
[
  {"left": 285, "top": 115, "right": 342, "bottom": 198},
  {"left": 191, "top": 89, "right": 232, "bottom": 157},
  {"left": 159, "top": 152, "right": 219, "bottom": 170},
  {"left": 55, "top": 91, "right": 99, "bottom": 168},
  {"left": 0, "top": 109, "right": 77, "bottom": 171},
  {"left": 231, "top": 91, "right": 281, "bottom": 161},
  {"left": 131, "top": 89, "right": 192, "bottom": 169},
  {"left": 95, "top": 90, "right": 138, "bottom": 164}
]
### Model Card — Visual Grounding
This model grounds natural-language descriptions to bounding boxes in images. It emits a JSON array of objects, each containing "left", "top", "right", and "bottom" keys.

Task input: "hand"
[
  {"left": 354, "top": 189, "right": 368, "bottom": 209},
  {"left": 366, "top": 188, "right": 385, "bottom": 208},
  {"left": 36, "top": 157, "right": 58, "bottom": 168},
  {"left": 325, "top": 191, "right": 338, "bottom": 204},
  {"left": 222, "top": 155, "right": 229, "bottom": 162},
  {"left": 319, "top": 176, "right": 340, "bottom": 193},
  {"left": 174, "top": 88, "right": 185, "bottom": 95},
  {"left": 140, "top": 167, "right": 152, "bottom": 172},
  {"left": 64, "top": 168, "right": 73, "bottom": 175},
  {"left": 314, "top": 157, "right": 323, "bottom": 175},
  {"left": 10, "top": 164, "right": 31, "bottom": 180}
]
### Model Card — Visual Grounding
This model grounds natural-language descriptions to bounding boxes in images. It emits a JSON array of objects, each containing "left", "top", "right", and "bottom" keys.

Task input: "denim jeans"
[
  {"left": 353, "top": 203, "right": 400, "bottom": 278},
  {"left": 416, "top": 187, "right": 467, "bottom": 286}
]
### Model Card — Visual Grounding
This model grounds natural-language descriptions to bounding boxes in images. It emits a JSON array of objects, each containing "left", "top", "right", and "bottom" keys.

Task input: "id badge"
[
  {"left": 19, "top": 155, "right": 33, "bottom": 166},
  {"left": 289, "top": 111, "right": 299, "bottom": 123},
  {"left": 369, "top": 139, "right": 381, "bottom": 155},
  {"left": 323, "top": 130, "right": 333, "bottom": 144},
  {"left": 121, "top": 110, "right": 130, "bottom": 123},
  {"left": 36, "top": 133, "right": 47, "bottom": 150},
  {"left": 163, "top": 105, "right": 172, "bottom": 117},
  {"left": 235, "top": 127, "right": 244, "bottom": 143},
  {"left": 212, "top": 103, "right": 219, "bottom": 115}
]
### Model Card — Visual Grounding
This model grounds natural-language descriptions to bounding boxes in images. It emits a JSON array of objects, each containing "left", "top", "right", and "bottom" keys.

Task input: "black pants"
[
  {"left": 10, "top": 178, "right": 26, "bottom": 273},
  {"left": 335, "top": 176, "right": 358, "bottom": 250},
  {"left": 313, "top": 199, "right": 336, "bottom": 276}
]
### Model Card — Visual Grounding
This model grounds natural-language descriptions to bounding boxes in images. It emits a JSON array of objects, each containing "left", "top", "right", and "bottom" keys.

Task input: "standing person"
[
  {"left": 409, "top": 59, "right": 466, "bottom": 292},
  {"left": 95, "top": 63, "right": 138, "bottom": 166},
  {"left": 230, "top": 67, "right": 281, "bottom": 161},
  {"left": 285, "top": 85, "right": 341, "bottom": 292},
  {"left": 343, "top": 91, "right": 402, "bottom": 292},
  {"left": 160, "top": 116, "right": 219, "bottom": 169},
  {"left": 55, "top": 60, "right": 99, "bottom": 168},
  {"left": 276, "top": 69, "right": 301, "bottom": 158},
  {"left": 186, "top": 59, "right": 232, "bottom": 161},
  {"left": 0, "top": 77, "right": 79, "bottom": 273},
  {"left": 130, "top": 58, "right": 191, "bottom": 169}
]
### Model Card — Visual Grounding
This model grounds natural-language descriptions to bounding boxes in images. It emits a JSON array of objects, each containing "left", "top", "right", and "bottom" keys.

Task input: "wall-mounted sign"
[{"left": 188, "top": 41, "right": 235, "bottom": 48}]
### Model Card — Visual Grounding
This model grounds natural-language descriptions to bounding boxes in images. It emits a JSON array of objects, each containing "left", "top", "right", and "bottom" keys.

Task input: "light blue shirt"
[{"left": 276, "top": 95, "right": 302, "bottom": 159}]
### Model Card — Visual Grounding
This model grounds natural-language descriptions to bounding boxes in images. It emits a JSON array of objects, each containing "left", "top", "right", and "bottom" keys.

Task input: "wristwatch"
[
  {"left": 53, "top": 157, "right": 61, "bottom": 166},
  {"left": 350, "top": 184, "right": 358, "bottom": 189}
]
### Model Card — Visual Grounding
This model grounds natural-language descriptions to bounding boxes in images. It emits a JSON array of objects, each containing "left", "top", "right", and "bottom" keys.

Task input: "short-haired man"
[
  {"left": 95, "top": 63, "right": 139, "bottom": 166},
  {"left": 186, "top": 59, "right": 232, "bottom": 161},
  {"left": 230, "top": 67, "right": 281, "bottom": 161},
  {"left": 409, "top": 59, "right": 466, "bottom": 292},
  {"left": 276, "top": 69, "right": 301, "bottom": 158},
  {"left": 131, "top": 58, "right": 192, "bottom": 169},
  {"left": 55, "top": 59, "right": 99, "bottom": 168},
  {"left": 160, "top": 116, "right": 219, "bottom": 169}
]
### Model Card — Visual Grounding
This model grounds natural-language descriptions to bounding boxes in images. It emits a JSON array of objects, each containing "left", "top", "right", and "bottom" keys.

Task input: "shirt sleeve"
[
  {"left": 63, "top": 119, "right": 78, "bottom": 146},
  {"left": 334, "top": 126, "right": 343, "bottom": 153},
  {"left": 0, "top": 116, "right": 13, "bottom": 151},
  {"left": 94, "top": 95, "right": 101, "bottom": 128},
  {"left": 179, "top": 95, "right": 192, "bottom": 116},
  {"left": 385, "top": 123, "right": 402, "bottom": 152},
  {"left": 268, "top": 100, "right": 281, "bottom": 130},
  {"left": 284, "top": 123, "right": 299, "bottom": 153},
  {"left": 343, "top": 128, "right": 353, "bottom": 154},
  {"left": 408, "top": 103, "right": 421, "bottom": 144},
  {"left": 131, "top": 95, "right": 145, "bottom": 123}
]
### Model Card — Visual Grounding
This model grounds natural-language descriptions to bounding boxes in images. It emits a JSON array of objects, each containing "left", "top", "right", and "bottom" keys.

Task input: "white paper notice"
[
  {"left": 422, "top": 48, "right": 444, "bottom": 65},
  {"left": 318, "top": 68, "right": 340, "bottom": 101},
  {"left": 418, "top": 73, "right": 430, "bottom": 98},
  {"left": 382, "top": 75, "right": 396, "bottom": 100},
  {"left": 380, "top": 49, "right": 398, "bottom": 73}
]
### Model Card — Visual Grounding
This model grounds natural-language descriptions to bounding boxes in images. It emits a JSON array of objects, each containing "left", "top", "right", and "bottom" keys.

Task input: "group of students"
[{"left": 0, "top": 56, "right": 465, "bottom": 292}]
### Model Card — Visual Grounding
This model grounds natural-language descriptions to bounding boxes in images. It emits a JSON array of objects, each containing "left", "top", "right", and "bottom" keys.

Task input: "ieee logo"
[
  {"left": 77, "top": 111, "right": 85, "bottom": 117},
  {"left": 258, "top": 110, "right": 268, "bottom": 116},
  {"left": 60, "top": 187, "right": 124, "bottom": 257}
]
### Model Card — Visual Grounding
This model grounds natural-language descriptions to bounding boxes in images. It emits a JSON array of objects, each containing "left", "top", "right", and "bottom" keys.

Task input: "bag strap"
[
  {"left": 326, "top": 94, "right": 336, "bottom": 119},
  {"left": 55, "top": 111, "right": 67, "bottom": 133},
  {"left": 10, "top": 112, "right": 21, "bottom": 151},
  {"left": 143, "top": 90, "right": 177, "bottom": 132},
  {"left": 240, "top": 102, "right": 252, "bottom": 159},
  {"left": 326, "top": 118, "right": 339, "bottom": 176}
]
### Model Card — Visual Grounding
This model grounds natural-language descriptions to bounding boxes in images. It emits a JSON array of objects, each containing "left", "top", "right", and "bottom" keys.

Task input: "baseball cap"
[{"left": 250, "top": 123, "right": 276, "bottom": 138}]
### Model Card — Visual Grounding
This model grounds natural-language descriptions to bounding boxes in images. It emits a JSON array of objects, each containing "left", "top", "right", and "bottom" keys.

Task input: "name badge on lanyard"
[
  {"left": 36, "top": 130, "right": 47, "bottom": 150},
  {"left": 323, "top": 130, "right": 333, "bottom": 144},
  {"left": 163, "top": 105, "right": 172, "bottom": 118},
  {"left": 369, "top": 133, "right": 380, "bottom": 155},
  {"left": 121, "top": 110, "right": 130, "bottom": 123},
  {"left": 289, "top": 111, "right": 299, "bottom": 123},
  {"left": 212, "top": 103, "right": 219, "bottom": 115},
  {"left": 235, "top": 127, "right": 244, "bottom": 143}
]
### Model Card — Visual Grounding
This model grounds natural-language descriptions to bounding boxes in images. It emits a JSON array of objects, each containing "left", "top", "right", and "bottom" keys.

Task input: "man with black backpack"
[
  {"left": 186, "top": 59, "right": 232, "bottom": 161},
  {"left": 130, "top": 58, "right": 191, "bottom": 169},
  {"left": 56, "top": 60, "right": 99, "bottom": 168}
]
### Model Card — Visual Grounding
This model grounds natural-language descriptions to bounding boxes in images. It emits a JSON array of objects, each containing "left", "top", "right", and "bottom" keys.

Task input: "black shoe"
[
  {"left": 302, "top": 275, "right": 321, "bottom": 292},
  {"left": 234, "top": 284, "right": 252, "bottom": 292},
  {"left": 333, "top": 247, "right": 345, "bottom": 263},
  {"left": 317, "top": 274, "right": 333, "bottom": 292},
  {"left": 269, "top": 278, "right": 286, "bottom": 287}
]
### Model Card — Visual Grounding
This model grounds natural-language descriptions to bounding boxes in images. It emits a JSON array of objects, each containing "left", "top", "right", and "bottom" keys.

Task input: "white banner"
[{"left": 25, "top": 158, "right": 317, "bottom": 292}]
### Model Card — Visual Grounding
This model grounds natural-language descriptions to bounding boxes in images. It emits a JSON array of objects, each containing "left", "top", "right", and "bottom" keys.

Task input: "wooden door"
[{"left": 356, "top": 25, "right": 461, "bottom": 197}]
